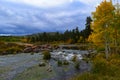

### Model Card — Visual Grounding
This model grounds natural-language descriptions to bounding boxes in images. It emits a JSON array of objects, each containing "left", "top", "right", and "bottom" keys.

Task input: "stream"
[{"left": 0, "top": 50, "right": 91, "bottom": 80}]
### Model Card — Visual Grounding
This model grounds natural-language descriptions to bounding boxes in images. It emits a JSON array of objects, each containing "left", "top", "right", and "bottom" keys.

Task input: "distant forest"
[{"left": 27, "top": 16, "right": 92, "bottom": 44}]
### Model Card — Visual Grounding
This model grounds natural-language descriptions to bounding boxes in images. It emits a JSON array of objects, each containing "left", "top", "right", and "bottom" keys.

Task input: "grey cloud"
[{"left": 0, "top": 0, "right": 90, "bottom": 35}]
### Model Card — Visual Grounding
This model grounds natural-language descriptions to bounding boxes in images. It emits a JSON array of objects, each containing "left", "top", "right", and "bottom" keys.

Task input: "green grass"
[{"left": 13, "top": 64, "right": 55, "bottom": 80}]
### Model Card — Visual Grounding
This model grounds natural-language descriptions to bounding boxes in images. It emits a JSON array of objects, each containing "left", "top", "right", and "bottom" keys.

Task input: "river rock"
[{"left": 39, "top": 62, "right": 46, "bottom": 67}]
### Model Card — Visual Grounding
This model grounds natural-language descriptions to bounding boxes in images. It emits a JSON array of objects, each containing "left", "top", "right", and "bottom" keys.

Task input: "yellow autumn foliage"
[{"left": 89, "top": 0, "right": 115, "bottom": 47}]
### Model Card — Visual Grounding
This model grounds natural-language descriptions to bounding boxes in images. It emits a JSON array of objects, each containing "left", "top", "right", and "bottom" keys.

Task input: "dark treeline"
[{"left": 27, "top": 16, "right": 92, "bottom": 44}]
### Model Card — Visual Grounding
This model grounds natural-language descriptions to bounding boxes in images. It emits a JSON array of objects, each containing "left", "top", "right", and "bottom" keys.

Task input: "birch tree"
[{"left": 89, "top": 0, "right": 115, "bottom": 59}]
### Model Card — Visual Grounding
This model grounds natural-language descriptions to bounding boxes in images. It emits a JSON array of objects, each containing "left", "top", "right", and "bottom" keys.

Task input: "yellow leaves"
[
  {"left": 66, "top": 38, "right": 73, "bottom": 44},
  {"left": 110, "top": 59, "right": 120, "bottom": 65},
  {"left": 108, "top": 54, "right": 120, "bottom": 66},
  {"left": 88, "top": 31, "right": 104, "bottom": 46},
  {"left": 93, "top": 0, "right": 114, "bottom": 22},
  {"left": 89, "top": 0, "right": 116, "bottom": 46},
  {"left": 77, "top": 36, "right": 83, "bottom": 43}
]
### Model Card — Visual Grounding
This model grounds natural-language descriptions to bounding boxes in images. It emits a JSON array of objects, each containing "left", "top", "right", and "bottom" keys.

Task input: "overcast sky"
[{"left": 0, "top": 0, "right": 104, "bottom": 35}]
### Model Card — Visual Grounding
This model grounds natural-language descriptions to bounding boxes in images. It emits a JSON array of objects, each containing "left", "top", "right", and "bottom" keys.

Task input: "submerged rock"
[{"left": 39, "top": 62, "right": 46, "bottom": 67}]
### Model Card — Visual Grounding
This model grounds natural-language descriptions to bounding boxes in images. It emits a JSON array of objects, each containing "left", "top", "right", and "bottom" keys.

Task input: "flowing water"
[{"left": 0, "top": 50, "right": 91, "bottom": 80}]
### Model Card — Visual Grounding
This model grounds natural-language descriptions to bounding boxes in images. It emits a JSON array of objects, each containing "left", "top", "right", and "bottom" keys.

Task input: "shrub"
[
  {"left": 74, "top": 61, "right": 80, "bottom": 70},
  {"left": 0, "top": 42, "right": 24, "bottom": 55},
  {"left": 63, "top": 60, "right": 69, "bottom": 65},
  {"left": 31, "top": 52, "right": 34, "bottom": 55},
  {"left": 6, "top": 47, "right": 22, "bottom": 54},
  {"left": 42, "top": 51, "right": 51, "bottom": 60},
  {"left": 72, "top": 55, "right": 77, "bottom": 62},
  {"left": 97, "top": 47, "right": 105, "bottom": 53},
  {"left": 6, "top": 47, "right": 15, "bottom": 54},
  {"left": 0, "top": 49, "right": 4, "bottom": 55},
  {"left": 57, "top": 60, "right": 62, "bottom": 67},
  {"left": 92, "top": 53, "right": 120, "bottom": 76},
  {"left": 71, "top": 53, "right": 120, "bottom": 80},
  {"left": 92, "top": 59, "right": 107, "bottom": 75},
  {"left": 38, "top": 62, "right": 46, "bottom": 67},
  {"left": 82, "top": 58, "right": 90, "bottom": 63},
  {"left": 0, "top": 41, "right": 5, "bottom": 47}
]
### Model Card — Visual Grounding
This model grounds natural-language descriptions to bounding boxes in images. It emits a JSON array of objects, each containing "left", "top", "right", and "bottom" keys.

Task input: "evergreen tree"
[{"left": 85, "top": 16, "right": 93, "bottom": 39}]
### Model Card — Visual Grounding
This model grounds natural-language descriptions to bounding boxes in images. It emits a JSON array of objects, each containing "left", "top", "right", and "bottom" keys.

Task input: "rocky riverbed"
[{"left": 0, "top": 50, "right": 91, "bottom": 80}]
